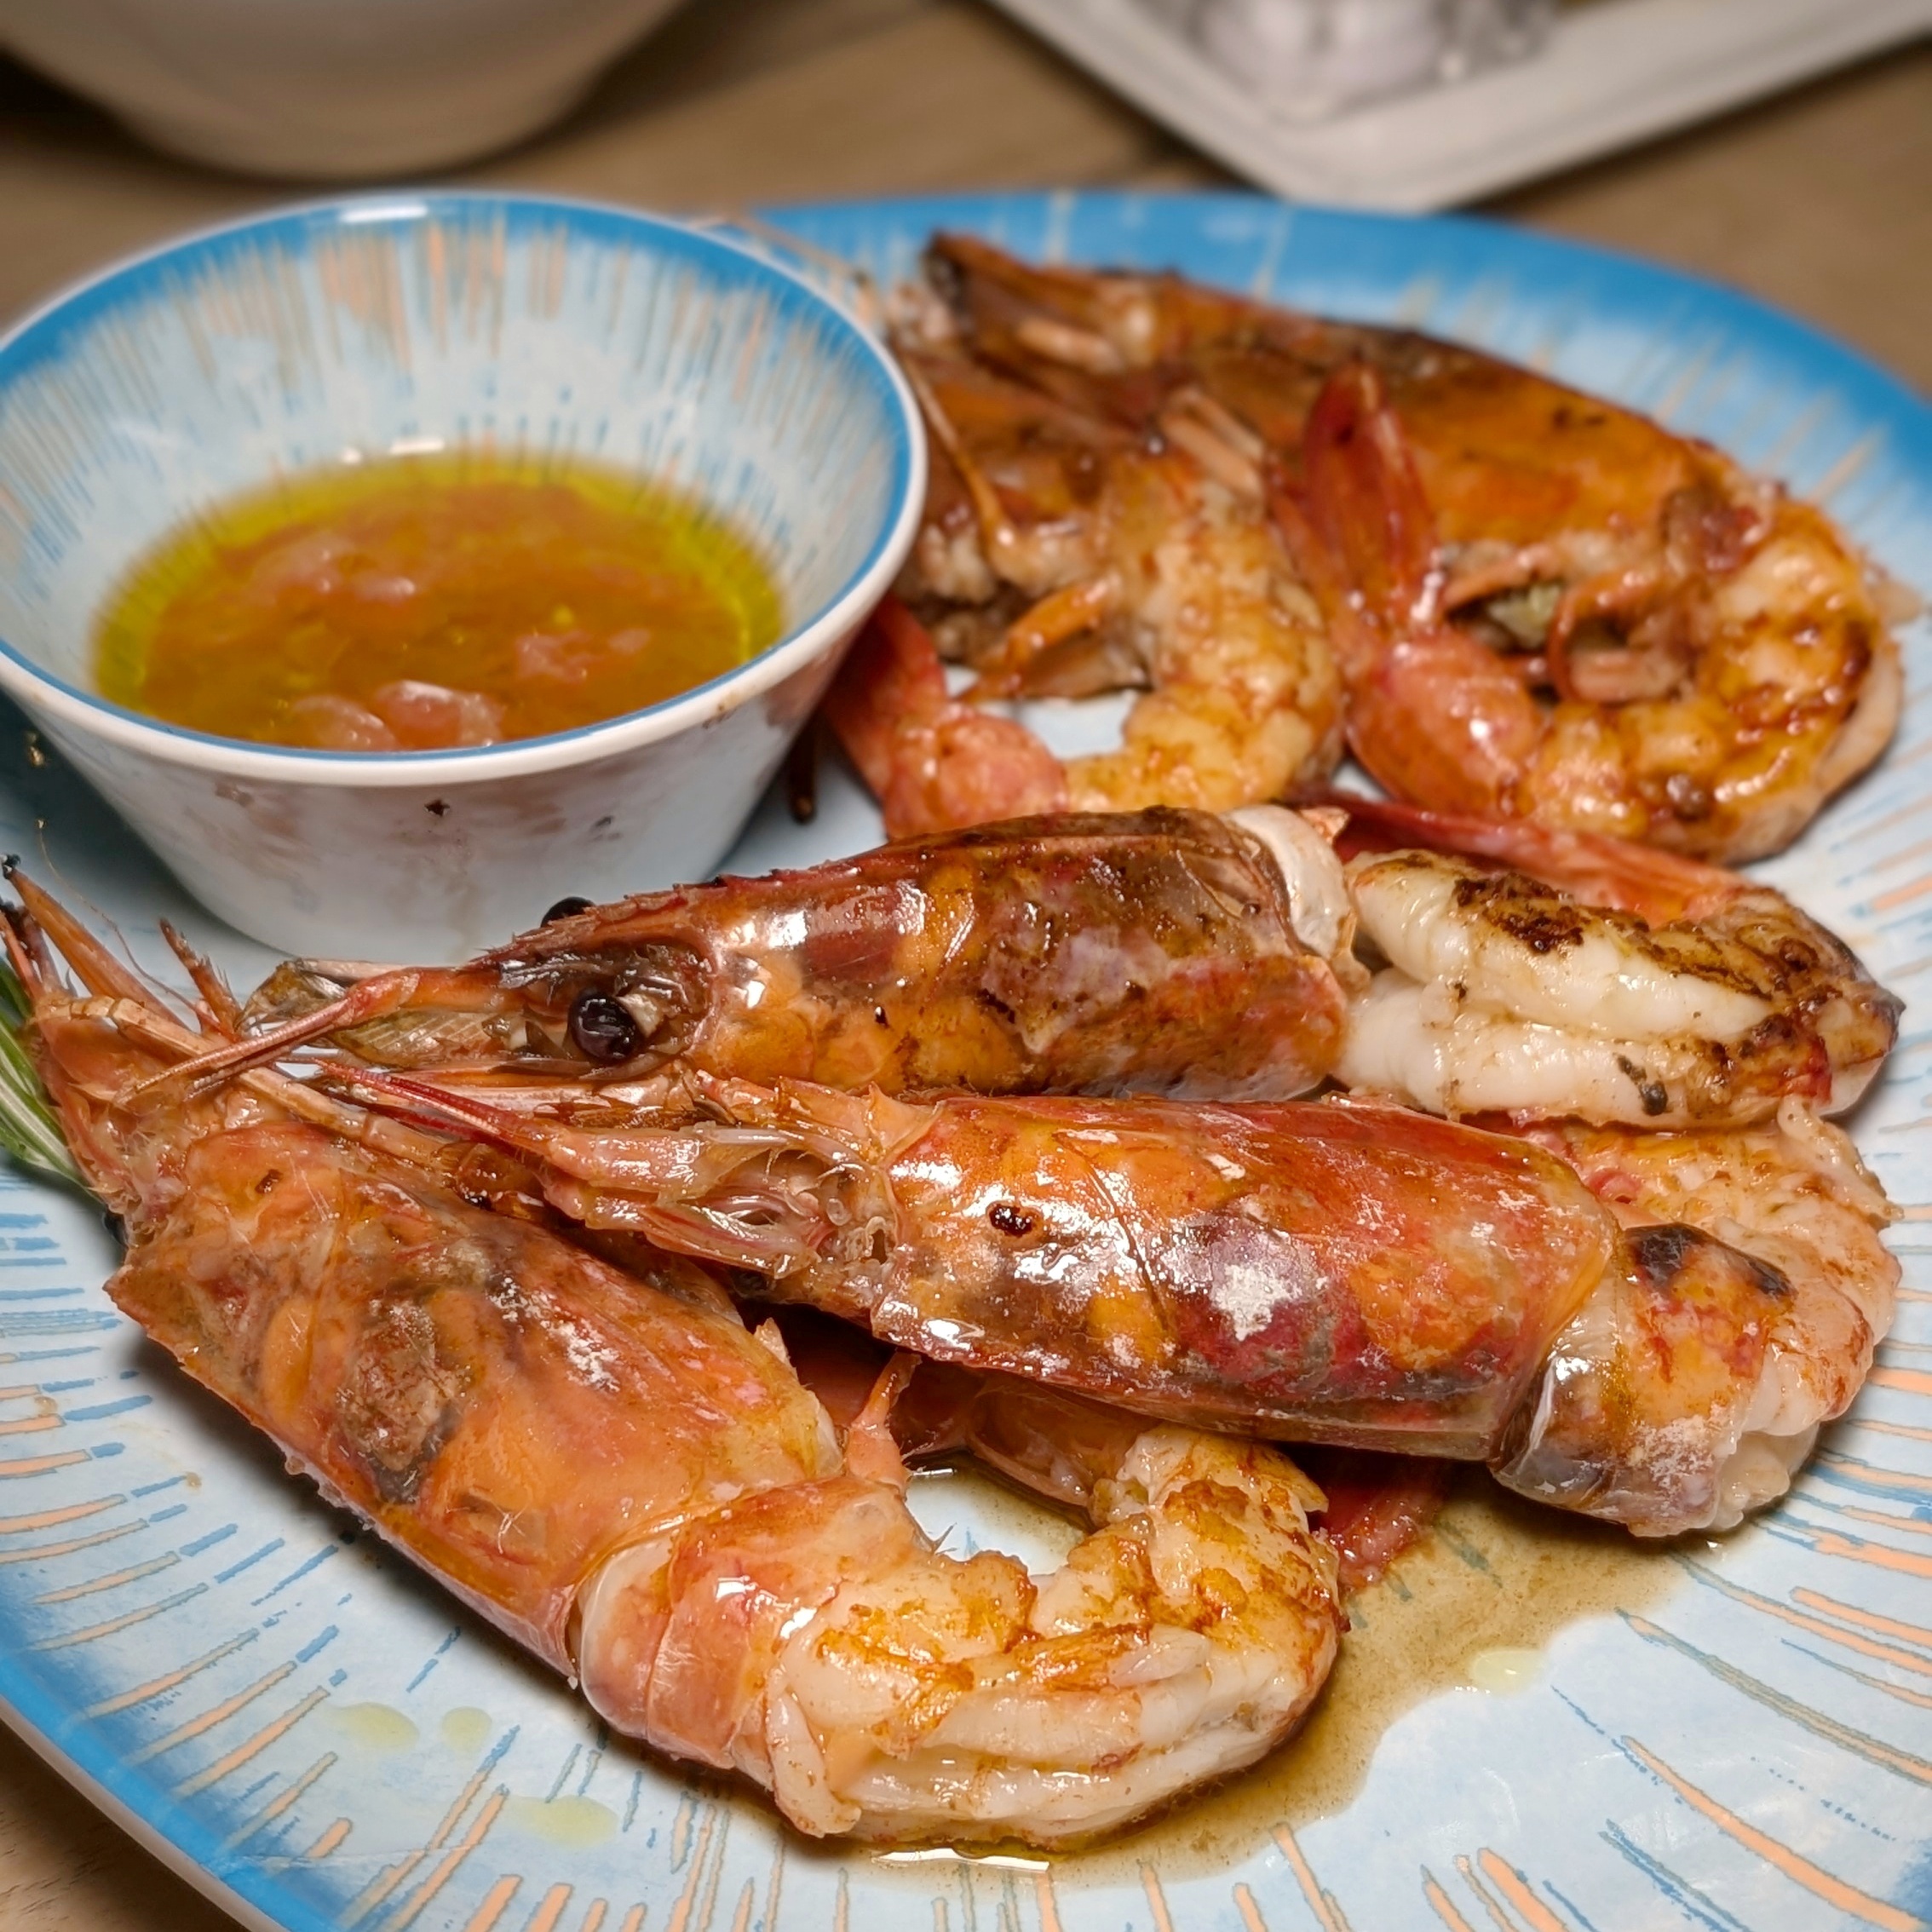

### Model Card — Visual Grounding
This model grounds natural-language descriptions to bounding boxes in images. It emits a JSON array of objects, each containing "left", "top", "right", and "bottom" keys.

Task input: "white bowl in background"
[
  {"left": 0, "top": 193, "right": 925, "bottom": 959},
  {"left": 0, "top": 0, "right": 687, "bottom": 177}
]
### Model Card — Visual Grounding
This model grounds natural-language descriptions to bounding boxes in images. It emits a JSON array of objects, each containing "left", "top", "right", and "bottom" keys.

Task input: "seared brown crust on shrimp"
[
  {"left": 1281, "top": 362, "right": 1902, "bottom": 864},
  {"left": 1330, "top": 798, "right": 1900, "bottom": 1128}
]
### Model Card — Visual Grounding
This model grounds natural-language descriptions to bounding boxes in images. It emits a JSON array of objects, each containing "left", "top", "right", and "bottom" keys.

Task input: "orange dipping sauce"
[{"left": 94, "top": 452, "right": 783, "bottom": 751}]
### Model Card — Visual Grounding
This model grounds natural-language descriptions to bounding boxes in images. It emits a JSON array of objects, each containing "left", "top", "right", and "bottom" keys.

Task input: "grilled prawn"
[
  {"left": 857, "top": 340, "right": 1341, "bottom": 830},
  {"left": 331, "top": 1066, "right": 1890, "bottom": 1536},
  {"left": 192, "top": 796, "right": 1893, "bottom": 1132},
  {"left": 193, "top": 803, "right": 1354, "bottom": 1101},
  {"left": 1281, "top": 361, "right": 1903, "bottom": 864},
  {"left": 920, "top": 233, "right": 1906, "bottom": 862},
  {"left": 3, "top": 877, "right": 1343, "bottom": 1847}
]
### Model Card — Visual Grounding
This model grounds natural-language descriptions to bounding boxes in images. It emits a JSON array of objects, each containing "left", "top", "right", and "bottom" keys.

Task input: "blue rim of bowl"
[{"left": 0, "top": 191, "right": 927, "bottom": 789}]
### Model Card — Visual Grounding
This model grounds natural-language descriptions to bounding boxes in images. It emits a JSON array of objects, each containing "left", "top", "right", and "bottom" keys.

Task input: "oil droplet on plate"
[
  {"left": 1464, "top": 1646, "right": 1544, "bottom": 1693},
  {"left": 329, "top": 1703, "right": 419, "bottom": 1751},
  {"left": 505, "top": 1795, "right": 617, "bottom": 1847},
  {"left": 440, "top": 1706, "right": 492, "bottom": 1755}
]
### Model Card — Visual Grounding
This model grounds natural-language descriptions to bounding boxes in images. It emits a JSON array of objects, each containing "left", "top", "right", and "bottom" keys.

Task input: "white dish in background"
[
  {"left": 986, "top": 0, "right": 1932, "bottom": 209},
  {"left": 0, "top": 0, "right": 688, "bottom": 177},
  {"left": 0, "top": 193, "right": 924, "bottom": 960}
]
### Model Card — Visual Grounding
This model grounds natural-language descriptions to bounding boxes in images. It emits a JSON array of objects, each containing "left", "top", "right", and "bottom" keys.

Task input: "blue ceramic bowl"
[{"left": 0, "top": 193, "right": 925, "bottom": 957}]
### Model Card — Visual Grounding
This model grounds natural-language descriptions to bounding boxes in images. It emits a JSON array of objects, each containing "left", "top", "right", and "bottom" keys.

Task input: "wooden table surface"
[{"left": 0, "top": 7, "right": 1927, "bottom": 1925}]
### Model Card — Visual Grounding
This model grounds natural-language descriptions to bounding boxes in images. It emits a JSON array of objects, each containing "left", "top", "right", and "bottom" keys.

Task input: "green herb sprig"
[{"left": 0, "top": 959, "right": 83, "bottom": 1187}]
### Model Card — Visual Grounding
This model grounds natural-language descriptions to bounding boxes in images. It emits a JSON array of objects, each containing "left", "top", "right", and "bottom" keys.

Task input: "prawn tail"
[
  {"left": 822, "top": 596, "right": 1068, "bottom": 837},
  {"left": 1322, "top": 791, "right": 1745, "bottom": 923},
  {"left": 1299, "top": 361, "right": 1440, "bottom": 637},
  {"left": 1346, "top": 632, "right": 1544, "bottom": 819},
  {"left": 1277, "top": 369, "right": 1541, "bottom": 817},
  {"left": 821, "top": 595, "right": 950, "bottom": 801}
]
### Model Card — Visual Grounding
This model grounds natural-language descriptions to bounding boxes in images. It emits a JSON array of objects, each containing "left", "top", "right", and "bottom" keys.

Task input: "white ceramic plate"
[{"left": 0, "top": 190, "right": 1929, "bottom": 1932}]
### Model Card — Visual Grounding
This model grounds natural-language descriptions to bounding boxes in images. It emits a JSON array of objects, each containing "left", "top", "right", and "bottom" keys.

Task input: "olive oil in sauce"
[{"left": 94, "top": 452, "right": 783, "bottom": 751}]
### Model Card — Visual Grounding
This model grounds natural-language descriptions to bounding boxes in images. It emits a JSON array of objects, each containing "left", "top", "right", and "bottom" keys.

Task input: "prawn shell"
[
  {"left": 508, "top": 807, "right": 1348, "bottom": 1101},
  {"left": 1494, "top": 1114, "right": 1899, "bottom": 1535},
  {"left": 846, "top": 1096, "right": 1618, "bottom": 1457},
  {"left": 105, "top": 1120, "right": 838, "bottom": 1672},
  {"left": 1492, "top": 1223, "right": 1811, "bottom": 1535}
]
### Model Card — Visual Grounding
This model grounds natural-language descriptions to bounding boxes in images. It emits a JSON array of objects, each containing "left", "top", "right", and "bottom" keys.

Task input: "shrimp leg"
[{"left": 773, "top": 1309, "right": 1448, "bottom": 1596}]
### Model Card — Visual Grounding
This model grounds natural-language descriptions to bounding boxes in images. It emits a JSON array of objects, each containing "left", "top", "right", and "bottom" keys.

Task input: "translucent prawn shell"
[{"left": 492, "top": 1079, "right": 1624, "bottom": 1462}]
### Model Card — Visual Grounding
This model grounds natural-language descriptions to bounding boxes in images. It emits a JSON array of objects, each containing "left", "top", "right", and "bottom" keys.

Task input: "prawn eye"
[
  {"left": 543, "top": 895, "right": 594, "bottom": 925},
  {"left": 568, "top": 989, "right": 641, "bottom": 1063}
]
